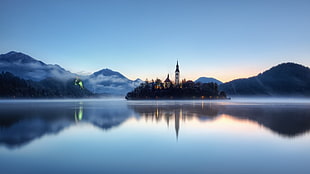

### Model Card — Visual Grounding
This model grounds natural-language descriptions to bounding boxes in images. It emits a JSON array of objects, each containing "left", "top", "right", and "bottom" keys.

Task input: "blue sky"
[{"left": 1, "top": 0, "right": 309, "bottom": 82}]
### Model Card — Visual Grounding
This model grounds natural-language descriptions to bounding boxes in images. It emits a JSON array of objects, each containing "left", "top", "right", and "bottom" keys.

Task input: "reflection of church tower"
[
  {"left": 175, "top": 61, "right": 180, "bottom": 85},
  {"left": 165, "top": 115, "right": 170, "bottom": 127},
  {"left": 175, "top": 109, "right": 180, "bottom": 140}
]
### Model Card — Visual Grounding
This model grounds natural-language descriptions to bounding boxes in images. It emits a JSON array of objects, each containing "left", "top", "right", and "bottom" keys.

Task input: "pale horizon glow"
[{"left": 1, "top": 0, "right": 310, "bottom": 82}]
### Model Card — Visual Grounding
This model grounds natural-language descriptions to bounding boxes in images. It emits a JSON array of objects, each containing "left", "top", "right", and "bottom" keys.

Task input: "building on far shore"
[{"left": 164, "top": 74, "right": 172, "bottom": 88}]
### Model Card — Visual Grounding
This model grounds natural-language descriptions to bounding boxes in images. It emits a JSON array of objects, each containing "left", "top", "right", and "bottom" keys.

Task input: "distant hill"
[
  {"left": 83, "top": 68, "right": 143, "bottom": 95},
  {"left": 0, "top": 51, "right": 142, "bottom": 96},
  {"left": 219, "top": 62, "right": 310, "bottom": 96},
  {"left": 195, "top": 77, "right": 223, "bottom": 84},
  {"left": 2, "top": 52, "right": 309, "bottom": 97},
  {"left": 0, "top": 51, "right": 74, "bottom": 81},
  {"left": 0, "top": 72, "right": 93, "bottom": 98}
]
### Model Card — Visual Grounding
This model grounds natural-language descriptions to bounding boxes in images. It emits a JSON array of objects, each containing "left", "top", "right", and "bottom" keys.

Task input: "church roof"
[{"left": 164, "top": 74, "right": 171, "bottom": 82}]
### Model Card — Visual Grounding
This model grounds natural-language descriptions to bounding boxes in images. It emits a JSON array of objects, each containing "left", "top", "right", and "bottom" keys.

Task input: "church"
[
  {"left": 126, "top": 60, "right": 226, "bottom": 100},
  {"left": 162, "top": 61, "right": 181, "bottom": 89}
]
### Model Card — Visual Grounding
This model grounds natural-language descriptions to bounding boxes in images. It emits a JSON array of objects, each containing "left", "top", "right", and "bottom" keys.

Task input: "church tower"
[{"left": 175, "top": 61, "right": 180, "bottom": 85}]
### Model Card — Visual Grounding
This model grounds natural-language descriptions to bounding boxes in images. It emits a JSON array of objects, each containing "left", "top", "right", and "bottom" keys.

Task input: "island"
[{"left": 126, "top": 61, "right": 228, "bottom": 100}]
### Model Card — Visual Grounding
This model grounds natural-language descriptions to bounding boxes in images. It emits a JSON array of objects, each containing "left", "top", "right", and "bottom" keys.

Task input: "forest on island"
[{"left": 126, "top": 80, "right": 227, "bottom": 100}]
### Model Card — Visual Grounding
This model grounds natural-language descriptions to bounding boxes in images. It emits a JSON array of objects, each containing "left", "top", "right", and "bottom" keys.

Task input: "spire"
[
  {"left": 175, "top": 60, "right": 179, "bottom": 72},
  {"left": 175, "top": 60, "right": 180, "bottom": 86}
]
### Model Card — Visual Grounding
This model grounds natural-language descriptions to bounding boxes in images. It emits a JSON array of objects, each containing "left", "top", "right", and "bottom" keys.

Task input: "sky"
[{"left": 0, "top": 0, "right": 310, "bottom": 82}]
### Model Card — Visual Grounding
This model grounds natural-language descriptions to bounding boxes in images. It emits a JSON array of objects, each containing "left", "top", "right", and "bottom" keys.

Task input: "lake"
[{"left": 0, "top": 98, "right": 310, "bottom": 174}]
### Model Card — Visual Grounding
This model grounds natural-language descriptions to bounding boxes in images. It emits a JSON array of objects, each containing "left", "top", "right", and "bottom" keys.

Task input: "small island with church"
[{"left": 126, "top": 61, "right": 228, "bottom": 100}]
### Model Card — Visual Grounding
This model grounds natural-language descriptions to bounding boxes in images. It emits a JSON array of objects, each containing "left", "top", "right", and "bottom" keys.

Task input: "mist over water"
[{"left": 0, "top": 98, "right": 310, "bottom": 174}]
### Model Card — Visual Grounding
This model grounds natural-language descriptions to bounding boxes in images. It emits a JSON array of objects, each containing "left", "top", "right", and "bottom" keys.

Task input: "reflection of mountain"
[
  {"left": 82, "top": 101, "right": 132, "bottom": 130},
  {"left": 0, "top": 101, "right": 133, "bottom": 148},
  {"left": 0, "top": 103, "right": 74, "bottom": 148},
  {"left": 220, "top": 104, "right": 310, "bottom": 137},
  {"left": 128, "top": 101, "right": 310, "bottom": 138},
  {"left": 2, "top": 100, "right": 310, "bottom": 148}
]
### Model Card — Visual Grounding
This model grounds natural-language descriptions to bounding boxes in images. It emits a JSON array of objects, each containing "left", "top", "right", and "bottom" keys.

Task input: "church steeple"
[
  {"left": 175, "top": 61, "right": 179, "bottom": 72},
  {"left": 175, "top": 61, "right": 180, "bottom": 85}
]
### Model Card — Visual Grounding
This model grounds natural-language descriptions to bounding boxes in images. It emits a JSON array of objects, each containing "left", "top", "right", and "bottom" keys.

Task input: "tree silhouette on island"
[{"left": 126, "top": 61, "right": 227, "bottom": 100}]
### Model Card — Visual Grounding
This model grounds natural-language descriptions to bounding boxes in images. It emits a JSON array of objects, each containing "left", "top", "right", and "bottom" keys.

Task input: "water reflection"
[
  {"left": 0, "top": 100, "right": 133, "bottom": 148},
  {"left": 221, "top": 104, "right": 310, "bottom": 137},
  {"left": 74, "top": 102, "right": 84, "bottom": 122},
  {"left": 128, "top": 101, "right": 310, "bottom": 138},
  {"left": 0, "top": 100, "right": 310, "bottom": 149},
  {"left": 128, "top": 102, "right": 221, "bottom": 139}
]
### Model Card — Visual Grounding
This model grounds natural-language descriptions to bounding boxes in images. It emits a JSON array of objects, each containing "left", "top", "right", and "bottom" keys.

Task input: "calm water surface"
[{"left": 0, "top": 98, "right": 310, "bottom": 174}]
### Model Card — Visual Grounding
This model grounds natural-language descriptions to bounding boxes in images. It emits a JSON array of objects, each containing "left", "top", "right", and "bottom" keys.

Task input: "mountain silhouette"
[
  {"left": 219, "top": 62, "right": 310, "bottom": 96},
  {"left": 83, "top": 68, "right": 143, "bottom": 95},
  {"left": 2, "top": 52, "right": 310, "bottom": 97},
  {"left": 0, "top": 51, "right": 142, "bottom": 96},
  {"left": 195, "top": 77, "right": 223, "bottom": 84},
  {"left": 92, "top": 68, "right": 127, "bottom": 78},
  {"left": 0, "top": 51, "right": 74, "bottom": 81},
  {"left": 0, "top": 51, "right": 45, "bottom": 64},
  {"left": 0, "top": 72, "right": 94, "bottom": 98}
]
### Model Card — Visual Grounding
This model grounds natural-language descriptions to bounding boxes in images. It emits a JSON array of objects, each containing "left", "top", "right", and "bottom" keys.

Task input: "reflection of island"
[
  {"left": 1, "top": 100, "right": 310, "bottom": 149},
  {"left": 128, "top": 102, "right": 221, "bottom": 139},
  {"left": 0, "top": 101, "right": 133, "bottom": 148},
  {"left": 128, "top": 101, "right": 310, "bottom": 138}
]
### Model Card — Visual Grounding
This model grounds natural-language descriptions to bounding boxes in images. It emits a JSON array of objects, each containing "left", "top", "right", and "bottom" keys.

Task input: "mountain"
[
  {"left": 195, "top": 77, "right": 223, "bottom": 84},
  {"left": 219, "top": 62, "right": 310, "bottom": 96},
  {"left": 0, "top": 72, "right": 94, "bottom": 98},
  {"left": 83, "top": 68, "right": 143, "bottom": 95},
  {"left": 3, "top": 52, "right": 308, "bottom": 97},
  {"left": 0, "top": 51, "right": 142, "bottom": 96},
  {"left": 0, "top": 51, "right": 74, "bottom": 81}
]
